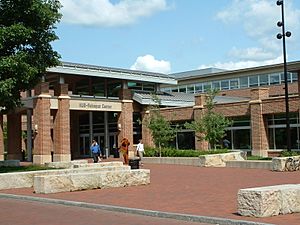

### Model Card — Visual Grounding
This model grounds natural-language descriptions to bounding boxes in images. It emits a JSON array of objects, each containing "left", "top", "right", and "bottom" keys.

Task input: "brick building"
[{"left": 0, "top": 60, "right": 300, "bottom": 164}]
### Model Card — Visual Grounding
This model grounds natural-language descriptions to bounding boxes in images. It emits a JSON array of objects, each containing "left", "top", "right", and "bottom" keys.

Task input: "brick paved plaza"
[{"left": 1, "top": 163, "right": 300, "bottom": 225}]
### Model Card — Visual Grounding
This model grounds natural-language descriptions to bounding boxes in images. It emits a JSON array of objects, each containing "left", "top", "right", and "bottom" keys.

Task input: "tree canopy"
[
  {"left": 0, "top": 0, "right": 62, "bottom": 112},
  {"left": 185, "top": 90, "right": 232, "bottom": 149}
]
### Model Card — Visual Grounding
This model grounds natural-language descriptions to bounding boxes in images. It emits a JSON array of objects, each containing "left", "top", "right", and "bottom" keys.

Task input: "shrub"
[
  {"left": 280, "top": 150, "right": 300, "bottom": 157},
  {"left": 144, "top": 147, "right": 228, "bottom": 157}
]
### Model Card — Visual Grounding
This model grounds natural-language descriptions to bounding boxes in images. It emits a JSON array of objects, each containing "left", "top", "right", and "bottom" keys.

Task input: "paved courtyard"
[{"left": 1, "top": 162, "right": 300, "bottom": 225}]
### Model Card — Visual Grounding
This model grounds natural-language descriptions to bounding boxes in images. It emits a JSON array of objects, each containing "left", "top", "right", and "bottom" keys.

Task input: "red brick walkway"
[{"left": 2, "top": 163, "right": 300, "bottom": 225}]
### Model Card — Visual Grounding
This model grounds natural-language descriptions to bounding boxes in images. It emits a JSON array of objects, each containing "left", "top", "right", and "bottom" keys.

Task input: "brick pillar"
[
  {"left": 141, "top": 109, "right": 154, "bottom": 148},
  {"left": 250, "top": 88, "right": 269, "bottom": 157},
  {"left": 32, "top": 82, "right": 52, "bottom": 164},
  {"left": 53, "top": 84, "right": 71, "bottom": 162},
  {"left": 7, "top": 113, "right": 22, "bottom": 160},
  {"left": 193, "top": 94, "right": 209, "bottom": 150},
  {"left": 118, "top": 100, "right": 134, "bottom": 157},
  {"left": 0, "top": 115, "right": 4, "bottom": 160}
]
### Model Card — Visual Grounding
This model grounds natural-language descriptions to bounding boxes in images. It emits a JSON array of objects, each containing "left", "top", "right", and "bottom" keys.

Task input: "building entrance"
[{"left": 79, "top": 133, "right": 118, "bottom": 158}]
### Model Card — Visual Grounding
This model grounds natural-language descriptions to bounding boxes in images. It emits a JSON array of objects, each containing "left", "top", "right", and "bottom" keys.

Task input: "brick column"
[
  {"left": 53, "top": 84, "right": 71, "bottom": 162},
  {"left": 118, "top": 100, "right": 134, "bottom": 157},
  {"left": 141, "top": 109, "right": 154, "bottom": 148},
  {"left": 0, "top": 115, "right": 4, "bottom": 160},
  {"left": 117, "top": 87, "right": 134, "bottom": 157},
  {"left": 193, "top": 94, "right": 209, "bottom": 150},
  {"left": 250, "top": 88, "right": 269, "bottom": 157},
  {"left": 32, "top": 82, "right": 52, "bottom": 164},
  {"left": 7, "top": 113, "right": 22, "bottom": 160}
]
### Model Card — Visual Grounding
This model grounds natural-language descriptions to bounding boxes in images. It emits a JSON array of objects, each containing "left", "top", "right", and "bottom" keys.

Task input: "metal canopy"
[{"left": 47, "top": 62, "right": 177, "bottom": 85}]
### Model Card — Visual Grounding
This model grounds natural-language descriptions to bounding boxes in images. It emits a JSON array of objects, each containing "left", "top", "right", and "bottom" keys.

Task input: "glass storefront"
[{"left": 268, "top": 113, "right": 300, "bottom": 150}]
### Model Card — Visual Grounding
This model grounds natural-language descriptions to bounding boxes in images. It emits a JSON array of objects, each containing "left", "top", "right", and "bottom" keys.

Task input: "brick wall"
[{"left": 7, "top": 113, "right": 22, "bottom": 159}]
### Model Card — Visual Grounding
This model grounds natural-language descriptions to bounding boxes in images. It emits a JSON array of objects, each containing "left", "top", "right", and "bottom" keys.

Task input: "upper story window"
[
  {"left": 270, "top": 73, "right": 280, "bottom": 85},
  {"left": 195, "top": 83, "right": 203, "bottom": 93},
  {"left": 221, "top": 80, "right": 229, "bottom": 90},
  {"left": 249, "top": 75, "right": 258, "bottom": 87},
  {"left": 259, "top": 74, "right": 269, "bottom": 86},
  {"left": 179, "top": 85, "right": 187, "bottom": 93},
  {"left": 212, "top": 81, "right": 220, "bottom": 90},
  {"left": 230, "top": 79, "right": 239, "bottom": 89},
  {"left": 239, "top": 77, "right": 248, "bottom": 88}
]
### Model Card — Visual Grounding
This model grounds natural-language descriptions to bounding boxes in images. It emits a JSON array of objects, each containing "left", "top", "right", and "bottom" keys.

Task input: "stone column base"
[
  {"left": 0, "top": 155, "right": 4, "bottom": 161},
  {"left": 53, "top": 154, "right": 71, "bottom": 162},
  {"left": 7, "top": 153, "right": 23, "bottom": 160},
  {"left": 33, "top": 155, "right": 52, "bottom": 165}
]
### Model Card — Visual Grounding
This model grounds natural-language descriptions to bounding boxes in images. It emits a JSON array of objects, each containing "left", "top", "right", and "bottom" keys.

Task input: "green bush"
[
  {"left": 144, "top": 147, "right": 228, "bottom": 157},
  {"left": 280, "top": 150, "right": 300, "bottom": 157}
]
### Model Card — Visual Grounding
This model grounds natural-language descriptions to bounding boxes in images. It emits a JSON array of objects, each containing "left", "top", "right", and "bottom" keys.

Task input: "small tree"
[
  {"left": 145, "top": 94, "right": 176, "bottom": 156},
  {"left": 185, "top": 90, "right": 231, "bottom": 149}
]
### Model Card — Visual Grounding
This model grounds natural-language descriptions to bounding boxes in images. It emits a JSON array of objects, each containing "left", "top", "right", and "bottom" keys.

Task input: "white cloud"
[
  {"left": 198, "top": 56, "right": 283, "bottom": 71},
  {"left": 60, "top": 0, "right": 169, "bottom": 27},
  {"left": 215, "top": 0, "right": 300, "bottom": 63},
  {"left": 130, "top": 54, "right": 171, "bottom": 74},
  {"left": 229, "top": 47, "right": 275, "bottom": 61}
]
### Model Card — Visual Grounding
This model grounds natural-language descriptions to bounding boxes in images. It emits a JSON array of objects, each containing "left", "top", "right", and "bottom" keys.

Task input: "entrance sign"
[{"left": 70, "top": 99, "right": 122, "bottom": 111}]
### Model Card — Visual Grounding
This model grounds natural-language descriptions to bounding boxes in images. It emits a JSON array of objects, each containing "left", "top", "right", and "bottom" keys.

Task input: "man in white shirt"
[{"left": 136, "top": 139, "right": 144, "bottom": 166}]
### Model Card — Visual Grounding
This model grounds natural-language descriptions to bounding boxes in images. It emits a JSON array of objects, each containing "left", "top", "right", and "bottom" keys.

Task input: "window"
[
  {"left": 239, "top": 77, "right": 248, "bottom": 88},
  {"left": 171, "top": 87, "right": 178, "bottom": 92},
  {"left": 230, "top": 79, "right": 239, "bottom": 89},
  {"left": 270, "top": 73, "right": 280, "bottom": 85},
  {"left": 249, "top": 76, "right": 258, "bottom": 87},
  {"left": 187, "top": 85, "right": 195, "bottom": 93},
  {"left": 195, "top": 83, "right": 203, "bottom": 93},
  {"left": 259, "top": 74, "right": 268, "bottom": 86},
  {"left": 291, "top": 72, "right": 298, "bottom": 82},
  {"left": 221, "top": 80, "right": 229, "bottom": 90},
  {"left": 212, "top": 81, "right": 220, "bottom": 90},
  {"left": 179, "top": 85, "right": 187, "bottom": 93},
  {"left": 203, "top": 83, "right": 211, "bottom": 92}
]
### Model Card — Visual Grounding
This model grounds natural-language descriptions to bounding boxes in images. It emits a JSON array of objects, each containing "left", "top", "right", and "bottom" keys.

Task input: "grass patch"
[
  {"left": 0, "top": 165, "right": 54, "bottom": 174},
  {"left": 247, "top": 155, "right": 272, "bottom": 160}
]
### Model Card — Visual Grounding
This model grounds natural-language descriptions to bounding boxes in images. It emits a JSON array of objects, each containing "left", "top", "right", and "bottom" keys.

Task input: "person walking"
[
  {"left": 90, "top": 139, "right": 101, "bottom": 163},
  {"left": 136, "top": 139, "right": 144, "bottom": 166}
]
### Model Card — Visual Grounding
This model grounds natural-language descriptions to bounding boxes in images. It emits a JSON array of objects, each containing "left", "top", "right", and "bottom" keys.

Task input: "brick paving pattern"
[{"left": 1, "top": 163, "right": 300, "bottom": 225}]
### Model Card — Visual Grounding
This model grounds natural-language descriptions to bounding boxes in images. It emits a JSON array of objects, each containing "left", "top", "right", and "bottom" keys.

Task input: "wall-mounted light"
[{"left": 118, "top": 123, "right": 121, "bottom": 130}]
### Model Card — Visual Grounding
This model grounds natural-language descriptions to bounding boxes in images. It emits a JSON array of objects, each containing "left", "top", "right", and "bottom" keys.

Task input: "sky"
[{"left": 53, "top": 0, "right": 300, "bottom": 74}]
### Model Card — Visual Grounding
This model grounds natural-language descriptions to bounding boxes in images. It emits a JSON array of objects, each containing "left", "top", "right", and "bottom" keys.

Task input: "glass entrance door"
[{"left": 79, "top": 134, "right": 91, "bottom": 157}]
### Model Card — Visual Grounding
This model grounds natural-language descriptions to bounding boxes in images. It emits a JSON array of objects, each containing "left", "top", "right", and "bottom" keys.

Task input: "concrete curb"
[{"left": 0, "top": 193, "right": 274, "bottom": 225}]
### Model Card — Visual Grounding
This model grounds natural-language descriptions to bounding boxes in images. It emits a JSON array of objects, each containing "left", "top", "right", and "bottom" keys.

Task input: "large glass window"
[
  {"left": 212, "top": 81, "right": 220, "bottom": 90},
  {"left": 107, "top": 81, "right": 121, "bottom": 98},
  {"left": 239, "top": 77, "right": 248, "bottom": 88},
  {"left": 259, "top": 74, "right": 269, "bottom": 86},
  {"left": 203, "top": 83, "right": 211, "bottom": 92},
  {"left": 249, "top": 75, "right": 258, "bottom": 87},
  {"left": 187, "top": 85, "right": 195, "bottom": 93},
  {"left": 92, "top": 79, "right": 105, "bottom": 97},
  {"left": 221, "top": 80, "right": 229, "bottom": 90},
  {"left": 270, "top": 73, "right": 280, "bottom": 85},
  {"left": 195, "top": 83, "right": 203, "bottom": 93},
  {"left": 268, "top": 113, "right": 300, "bottom": 150},
  {"left": 230, "top": 79, "right": 239, "bottom": 89},
  {"left": 179, "top": 85, "right": 187, "bottom": 93}
]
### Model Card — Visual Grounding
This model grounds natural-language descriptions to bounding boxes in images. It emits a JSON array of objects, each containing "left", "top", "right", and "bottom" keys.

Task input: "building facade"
[
  {"left": 160, "top": 61, "right": 300, "bottom": 156},
  {"left": 0, "top": 62, "right": 177, "bottom": 164},
  {"left": 1, "top": 61, "right": 300, "bottom": 163}
]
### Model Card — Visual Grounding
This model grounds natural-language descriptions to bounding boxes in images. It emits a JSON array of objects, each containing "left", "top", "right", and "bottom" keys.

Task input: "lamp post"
[{"left": 276, "top": 0, "right": 292, "bottom": 151}]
